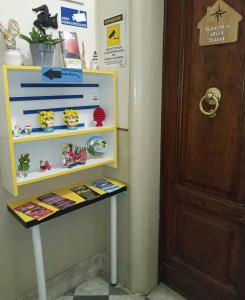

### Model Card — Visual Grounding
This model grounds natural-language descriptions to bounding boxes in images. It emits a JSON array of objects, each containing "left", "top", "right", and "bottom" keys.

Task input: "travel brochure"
[
  {"left": 71, "top": 185, "right": 100, "bottom": 201},
  {"left": 37, "top": 193, "right": 76, "bottom": 210},
  {"left": 90, "top": 178, "right": 122, "bottom": 193},
  {"left": 15, "top": 202, "right": 54, "bottom": 221},
  {"left": 59, "top": 31, "right": 82, "bottom": 69},
  {"left": 13, "top": 178, "right": 125, "bottom": 223}
]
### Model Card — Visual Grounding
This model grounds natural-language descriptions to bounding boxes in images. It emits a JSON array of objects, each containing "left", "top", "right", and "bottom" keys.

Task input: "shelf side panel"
[{"left": 0, "top": 66, "right": 18, "bottom": 195}]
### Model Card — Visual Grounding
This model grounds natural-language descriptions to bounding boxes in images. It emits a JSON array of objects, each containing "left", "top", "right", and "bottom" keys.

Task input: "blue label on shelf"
[
  {"left": 42, "top": 67, "right": 83, "bottom": 83},
  {"left": 61, "top": 7, "right": 87, "bottom": 28}
]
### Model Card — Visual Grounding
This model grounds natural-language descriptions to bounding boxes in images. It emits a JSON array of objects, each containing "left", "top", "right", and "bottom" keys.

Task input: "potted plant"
[{"left": 20, "top": 27, "right": 60, "bottom": 66}]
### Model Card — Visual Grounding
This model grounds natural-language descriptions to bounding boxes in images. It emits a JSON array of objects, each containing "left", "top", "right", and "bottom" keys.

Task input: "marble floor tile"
[
  {"left": 148, "top": 283, "right": 187, "bottom": 300},
  {"left": 74, "top": 277, "right": 109, "bottom": 296},
  {"left": 109, "top": 284, "right": 129, "bottom": 296},
  {"left": 109, "top": 296, "right": 146, "bottom": 300},
  {"left": 74, "top": 297, "right": 109, "bottom": 300}
]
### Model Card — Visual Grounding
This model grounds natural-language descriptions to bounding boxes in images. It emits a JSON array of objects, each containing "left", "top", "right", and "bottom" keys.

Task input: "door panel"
[
  {"left": 159, "top": 1, "right": 245, "bottom": 299},
  {"left": 181, "top": 0, "right": 245, "bottom": 199}
]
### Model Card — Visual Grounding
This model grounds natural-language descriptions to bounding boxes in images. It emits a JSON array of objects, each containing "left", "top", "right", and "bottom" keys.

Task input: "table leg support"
[
  {"left": 110, "top": 195, "right": 118, "bottom": 286},
  {"left": 31, "top": 225, "right": 47, "bottom": 300}
]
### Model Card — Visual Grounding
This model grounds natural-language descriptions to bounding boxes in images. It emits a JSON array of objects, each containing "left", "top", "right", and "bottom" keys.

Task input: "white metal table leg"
[
  {"left": 110, "top": 195, "right": 118, "bottom": 286},
  {"left": 31, "top": 225, "right": 47, "bottom": 300}
]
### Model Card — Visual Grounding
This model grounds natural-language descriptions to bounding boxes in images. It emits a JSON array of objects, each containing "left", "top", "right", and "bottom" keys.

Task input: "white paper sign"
[{"left": 103, "top": 14, "right": 126, "bottom": 68}]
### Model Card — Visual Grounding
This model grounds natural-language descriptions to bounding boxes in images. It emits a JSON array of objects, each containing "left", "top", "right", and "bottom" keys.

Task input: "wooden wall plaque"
[{"left": 198, "top": 0, "right": 242, "bottom": 46}]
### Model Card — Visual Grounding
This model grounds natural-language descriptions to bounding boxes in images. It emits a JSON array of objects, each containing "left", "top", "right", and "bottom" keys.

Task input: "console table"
[{"left": 7, "top": 177, "right": 127, "bottom": 300}]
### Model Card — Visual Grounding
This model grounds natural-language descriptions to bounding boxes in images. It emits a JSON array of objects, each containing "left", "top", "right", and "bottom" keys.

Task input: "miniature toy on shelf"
[
  {"left": 64, "top": 109, "right": 79, "bottom": 130},
  {"left": 93, "top": 107, "right": 106, "bottom": 127},
  {"left": 17, "top": 153, "right": 30, "bottom": 177},
  {"left": 12, "top": 125, "right": 22, "bottom": 137},
  {"left": 86, "top": 136, "right": 107, "bottom": 157},
  {"left": 24, "top": 124, "right": 32, "bottom": 135},
  {"left": 38, "top": 111, "right": 55, "bottom": 133},
  {"left": 39, "top": 160, "right": 52, "bottom": 172},
  {"left": 90, "top": 50, "right": 99, "bottom": 70},
  {"left": 62, "top": 144, "right": 87, "bottom": 168}
]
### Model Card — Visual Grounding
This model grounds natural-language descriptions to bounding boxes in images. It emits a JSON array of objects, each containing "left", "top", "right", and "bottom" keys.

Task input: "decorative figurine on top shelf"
[
  {"left": 62, "top": 144, "right": 87, "bottom": 168},
  {"left": 93, "top": 107, "right": 106, "bottom": 127},
  {"left": 39, "top": 160, "right": 52, "bottom": 172},
  {"left": 12, "top": 125, "right": 22, "bottom": 137},
  {"left": 32, "top": 4, "right": 58, "bottom": 34},
  {"left": 24, "top": 124, "right": 32, "bottom": 135},
  {"left": 0, "top": 19, "right": 23, "bottom": 65},
  {"left": 90, "top": 50, "right": 99, "bottom": 70},
  {"left": 86, "top": 136, "right": 107, "bottom": 157},
  {"left": 64, "top": 109, "right": 79, "bottom": 130},
  {"left": 38, "top": 111, "right": 55, "bottom": 133},
  {"left": 17, "top": 153, "right": 30, "bottom": 177}
]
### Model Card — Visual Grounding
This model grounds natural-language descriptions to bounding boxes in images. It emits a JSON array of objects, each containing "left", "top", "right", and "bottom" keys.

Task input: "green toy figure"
[{"left": 18, "top": 153, "right": 30, "bottom": 177}]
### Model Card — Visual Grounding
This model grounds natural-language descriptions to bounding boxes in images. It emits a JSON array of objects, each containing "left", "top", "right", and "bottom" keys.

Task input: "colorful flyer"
[
  {"left": 37, "top": 193, "right": 76, "bottom": 210},
  {"left": 15, "top": 202, "right": 54, "bottom": 221},
  {"left": 90, "top": 179, "right": 122, "bottom": 193},
  {"left": 59, "top": 31, "right": 82, "bottom": 69},
  {"left": 71, "top": 185, "right": 100, "bottom": 201}
]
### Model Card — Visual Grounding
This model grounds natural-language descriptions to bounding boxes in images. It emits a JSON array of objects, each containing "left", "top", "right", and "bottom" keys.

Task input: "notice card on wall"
[
  {"left": 102, "top": 14, "right": 126, "bottom": 68},
  {"left": 198, "top": 0, "right": 242, "bottom": 46}
]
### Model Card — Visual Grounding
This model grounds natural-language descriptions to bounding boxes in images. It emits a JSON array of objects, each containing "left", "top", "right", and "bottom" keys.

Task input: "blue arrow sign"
[{"left": 42, "top": 67, "right": 83, "bottom": 83}]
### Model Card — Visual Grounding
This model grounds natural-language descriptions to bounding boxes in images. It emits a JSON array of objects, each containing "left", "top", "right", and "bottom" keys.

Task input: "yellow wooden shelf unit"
[{"left": 0, "top": 65, "right": 118, "bottom": 196}]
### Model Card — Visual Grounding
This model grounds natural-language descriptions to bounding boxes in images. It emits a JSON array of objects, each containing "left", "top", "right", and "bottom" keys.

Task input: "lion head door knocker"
[{"left": 32, "top": 4, "right": 58, "bottom": 34}]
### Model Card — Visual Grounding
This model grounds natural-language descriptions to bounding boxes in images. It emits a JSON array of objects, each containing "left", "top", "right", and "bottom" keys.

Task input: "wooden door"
[{"left": 159, "top": 1, "right": 245, "bottom": 300}]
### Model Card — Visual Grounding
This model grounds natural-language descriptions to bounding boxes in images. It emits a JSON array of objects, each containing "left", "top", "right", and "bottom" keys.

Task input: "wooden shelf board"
[
  {"left": 16, "top": 156, "right": 115, "bottom": 186},
  {"left": 13, "top": 126, "right": 115, "bottom": 143}
]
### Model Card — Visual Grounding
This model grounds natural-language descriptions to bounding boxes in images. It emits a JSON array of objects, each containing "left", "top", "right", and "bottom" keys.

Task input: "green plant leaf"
[{"left": 19, "top": 27, "right": 61, "bottom": 45}]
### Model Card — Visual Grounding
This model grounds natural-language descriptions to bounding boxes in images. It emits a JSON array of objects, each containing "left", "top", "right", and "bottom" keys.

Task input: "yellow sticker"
[{"left": 107, "top": 24, "right": 121, "bottom": 47}]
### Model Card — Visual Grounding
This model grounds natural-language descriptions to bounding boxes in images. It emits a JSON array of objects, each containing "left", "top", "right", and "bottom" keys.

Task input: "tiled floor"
[{"left": 57, "top": 277, "right": 187, "bottom": 300}]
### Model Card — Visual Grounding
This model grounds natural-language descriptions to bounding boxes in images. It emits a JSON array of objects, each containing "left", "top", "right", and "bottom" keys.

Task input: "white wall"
[
  {"left": 0, "top": 0, "right": 96, "bottom": 68},
  {"left": 96, "top": 0, "right": 130, "bottom": 129},
  {"left": 97, "top": 0, "right": 164, "bottom": 295},
  {"left": 0, "top": 2, "right": 111, "bottom": 300},
  {"left": 96, "top": 0, "right": 131, "bottom": 288}
]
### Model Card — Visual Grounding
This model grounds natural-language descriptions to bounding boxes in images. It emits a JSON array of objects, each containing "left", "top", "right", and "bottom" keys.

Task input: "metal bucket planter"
[{"left": 30, "top": 43, "right": 54, "bottom": 66}]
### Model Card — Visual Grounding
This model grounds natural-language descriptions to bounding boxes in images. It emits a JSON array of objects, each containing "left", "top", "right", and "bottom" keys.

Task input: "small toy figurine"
[
  {"left": 38, "top": 111, "right": 55, "bottom": 132},
  {"left": 17, "top": 153, "right": 30, "bottom": 177},
  {"left": 39, "top": 160, "right": 52, "bottom": 172},
  {"left": 0, "top": 19, "right": 20, "bottom": 49},
  {"left": 93, "top": 107, "right": 106, "bottom": 127},
  {"left": 62, "top": 144, "right": 87, "bottom": 168},
  {"left": 12, "top": 125, "right": 22, "bottom": 137},
  {"left": 63, "top": 109, "right": 79, "bottom": 130},
  {"left": 24, "top": 124, "right": 32, "bottom": 135},
  {"left": 32, "top": 5, "right": 58, "bottom": 34},
  {"left": 86, "top": 136, "right": 107, "bottom": 156},
  {"left": 90, "top": 50, "right": 99, "bottom": 70}
]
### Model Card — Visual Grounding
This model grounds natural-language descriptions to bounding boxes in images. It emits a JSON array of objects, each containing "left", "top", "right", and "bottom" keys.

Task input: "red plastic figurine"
[
  {"left": 39, "top": 160, "right": 52, "bottom": 172},
  {"left": 93, "top": 107, "right": 106, "bottom": 127}
]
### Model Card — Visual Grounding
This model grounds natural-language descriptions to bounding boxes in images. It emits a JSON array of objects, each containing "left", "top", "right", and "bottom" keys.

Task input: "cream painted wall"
[
  {"left": 0, "top": 1, "right": 110, "bottom": 300},
  {"left": 96, "top": 0, "right": 130, "bottom": 129},
  {"left": 95, "top": 0, "right": 131, "bottom": 288},
  {"left": 96, "top": 0, "right": 164, "bottom": 295},
  {"left": 0, "top": 0, "right": 97, "bottom": 67}
]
